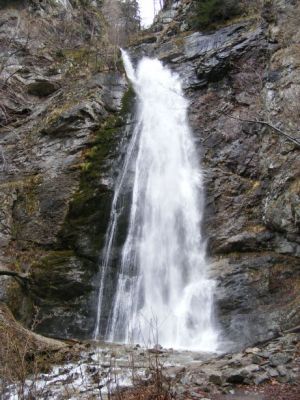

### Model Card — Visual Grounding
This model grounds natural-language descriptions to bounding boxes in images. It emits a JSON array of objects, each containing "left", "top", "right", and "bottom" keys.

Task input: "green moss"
[
  {"left": 43, "top": 101, "right": 77, "bottom": 127},
  {"left": 68, "top": 121, "right": 117, "bottom": 224},
  {"left": 75, "top": 87, "right": 135, "bottom": 196},
  {"left": 31, "top": 251, "right": 95, "bottom": 302},
  {"left": 76, "top": 116, "right": 119, "bottom": 190},
  {"left": 8, "top": 175, "right": 42, "bottom": 240},
  {"left": 121, "top": 85, "right": 135, "bottom": 115},
  {"left": 58, "top": 87, "right": 135, "bottom": 259},
  {"left": 63, "top": 48, "right": 89, "bottom": 62},
  {"left": 35, "top": 251, "right": 75, "bottom": 268}
]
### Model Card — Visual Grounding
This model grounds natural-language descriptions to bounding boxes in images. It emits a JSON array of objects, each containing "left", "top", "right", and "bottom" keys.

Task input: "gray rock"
[
  {"left": 277, "top": 374, "right": 291, "bottom": 383},
  {"left": 266, "top": 367, "right": 279, "bottom": 378},
  {"left": 226, "top": 372, "right": 244, "bottom": 384},
  {"left": 164, "top": 366, "right": 186, "bottom": 379},
  {"left": 252, "top": 355, "right": 264, "bottom": 365},
  {"left": 254, "top": 373, "right": 269, "bottom": 385},
  {"left": 208, "top": 373, "right": 223, "bottom": 386},
  {"left": 159, "top": 9, "right": 177, "bottom": 24},
  {"left": 236, "top": 92, "right": 253, "bottom": 106},
  {"left": 189, "top": 392, "right": 204, "bottom": 399},
  {"left": 174, "top": 385, "right": 186, "bottom": 395},
  {"left": 241, "top": 364, "right": 260, "bottom": 376},
  {"left": 245, "top": 347, "right": 261, "bottom": 354},
  {"left": 276, "top": 365, "right": 287, "bottom": 376},
  {"left": 41, "top": 101, "right": 106, "bottom": 135},
  {"left": 269, "top": 353, "right": 292, "bottom": 367}
]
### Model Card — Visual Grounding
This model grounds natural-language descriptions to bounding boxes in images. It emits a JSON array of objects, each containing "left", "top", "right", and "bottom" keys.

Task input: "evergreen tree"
[
  {"left": 120, "top": 0, "right": 140, "bottom": 37},
  {"left": 192, "top": 0, "right": 242, "bottom": 30}
]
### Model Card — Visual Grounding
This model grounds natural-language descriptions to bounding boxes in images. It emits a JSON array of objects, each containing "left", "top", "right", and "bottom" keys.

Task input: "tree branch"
[{"left": 222, "top": 113, "right": 300, "bottom": 147}]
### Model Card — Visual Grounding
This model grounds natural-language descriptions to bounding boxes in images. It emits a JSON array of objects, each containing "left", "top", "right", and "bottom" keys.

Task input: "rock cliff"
[
  {"left": 0, "top": 0, "right": 130, "bottom": 337},
  {"left": 0, "top": 0, "right": 299, "bottom": 350}
]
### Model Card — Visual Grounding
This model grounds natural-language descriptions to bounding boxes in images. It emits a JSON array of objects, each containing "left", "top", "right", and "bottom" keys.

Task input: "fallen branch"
[{"left": 223, "top": 113, "right": 300, "bottom": 147}]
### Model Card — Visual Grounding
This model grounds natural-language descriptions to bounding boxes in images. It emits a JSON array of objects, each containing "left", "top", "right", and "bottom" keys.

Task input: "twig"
[{"left": 222, "top": 112, "right": 300, "bottom": 147}]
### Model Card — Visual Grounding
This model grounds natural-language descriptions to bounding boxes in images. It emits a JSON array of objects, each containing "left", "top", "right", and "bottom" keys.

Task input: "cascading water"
[
  {"left": 55, "top": 0, "right": 72, "bottom": 8},
  {"left": 94, "top": 50, "right": 218, "bottom": 352}
]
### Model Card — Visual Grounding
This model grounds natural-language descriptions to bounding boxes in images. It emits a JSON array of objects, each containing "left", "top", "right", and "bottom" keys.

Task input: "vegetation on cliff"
[
  {"left": 191, "top": 0, "right": 243, "bottom": 29},
  {"left": 0, "top": 0, "right": 299, "bottom": 398},
  {"left": 0, "top": 0, "right": 137, "bottom": 337}
]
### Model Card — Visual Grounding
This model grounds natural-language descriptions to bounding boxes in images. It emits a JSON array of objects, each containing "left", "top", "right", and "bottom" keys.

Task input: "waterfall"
[
  {"left": 55, "top": 0, "right": 72, "bottom": 9},
  {"left": 95, "top": 50, "right": 218, "bottom": 352}
]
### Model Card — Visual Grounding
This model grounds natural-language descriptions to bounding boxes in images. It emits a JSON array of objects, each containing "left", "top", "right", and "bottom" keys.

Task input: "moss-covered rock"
[{"left": 31, "top": 86, "right": 135, "bottom": 339}]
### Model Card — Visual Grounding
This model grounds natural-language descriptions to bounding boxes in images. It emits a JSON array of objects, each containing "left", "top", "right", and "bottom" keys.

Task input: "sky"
[{"left": 138, "top": 0, "right": 162, "bottom": 27}]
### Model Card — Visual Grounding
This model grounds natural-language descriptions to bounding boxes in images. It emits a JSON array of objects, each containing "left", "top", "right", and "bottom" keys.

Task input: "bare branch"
[{"left": 222, "top": 113, "right": 300, "bottom": 147}]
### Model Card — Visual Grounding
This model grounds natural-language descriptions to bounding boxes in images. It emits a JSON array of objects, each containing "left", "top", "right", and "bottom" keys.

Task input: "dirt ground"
[{"left": 212, "top": 379, "right": 300, "bottom": 400}]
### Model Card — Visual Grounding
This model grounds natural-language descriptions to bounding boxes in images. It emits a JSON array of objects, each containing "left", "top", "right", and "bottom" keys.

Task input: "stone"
[
  {"left": 277, "top": 365, "right": 287, "bottom": 376},
  {"left": 226, "top": 372, "right": 245, "bottom": 384},
  {"left": 160, "top": 9, "right": 177, "bottom": 23},
  {"left": 241, "top": 364, "right": 260, "bottom": 376},
  {"left": 245, "top": 347, "right": 260, "bottom": 354},
  {"left": 193, "top": 378, "right": 205, "bottom": 386},
  {"left": 208, "top": 373, "right": 223, "bottom": 386},
  {"left": 174, "top": 385, "right": 186, "bottom": 395},
  {"left": 189, "top": 392, "right": 204, "bottom": 399},
  {"left": 266, "top": 367, "right": 279, "bottom": 378},
  {"left": 254, "top": 373, "right": 269, "bottom": 385},
  {"left": 164, "top": 366, "right": 186, "bottom": 379},
  {"left": 277, "top": 374, "right": 291, "bottom": 384},
  {"left": 236, "top": 92, "right": 253, "bottom": 106},
  {"left": 257, "top": 351, "right": 272, "bottom": 359},
  {"left": 252, "top": 355, "right": 264, "bottom": 365},
  {"left": 269, "top": 353, "right": 292, "bottom": 367},
  {"left": 180, "top": 22, "right": 189, "bottom": 32},
  {"left": 41, "top": 100, "right": 106, "bottom": 135}
]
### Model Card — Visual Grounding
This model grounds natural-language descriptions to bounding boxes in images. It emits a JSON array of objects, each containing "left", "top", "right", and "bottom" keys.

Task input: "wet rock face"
[
  {"left": 0, "top": 5, "right": 129, "bottom": 338},
  {"left": 2, "top": 70, "right": 128, "bottom": 336},
  {"left": 0, "top": 0, "right": 299, "bottom": 346},
  {"left": 130, "top": 2, "right": 300, "bottom": 347}
]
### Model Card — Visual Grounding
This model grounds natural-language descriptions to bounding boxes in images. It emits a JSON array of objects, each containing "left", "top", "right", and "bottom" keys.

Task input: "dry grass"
[{"left": 0, "top": 304, "right": 70, "bottom": 398}]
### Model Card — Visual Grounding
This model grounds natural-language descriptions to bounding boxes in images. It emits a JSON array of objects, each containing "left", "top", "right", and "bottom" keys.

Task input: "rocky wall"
[{"left": 0, "top": 1, "right": 131, "bottom": 338}]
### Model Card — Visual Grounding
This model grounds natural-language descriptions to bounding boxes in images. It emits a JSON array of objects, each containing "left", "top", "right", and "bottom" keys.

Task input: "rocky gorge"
[{"left": 0, "top": 0, "right": 299, "bottom": 398}]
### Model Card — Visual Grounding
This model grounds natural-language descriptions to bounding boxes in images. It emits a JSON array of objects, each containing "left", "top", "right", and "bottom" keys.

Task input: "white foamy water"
[
  {"left": 96, "top": 51, "right": 218, "bottom": 352},
  {"left": 55, "top": 0, "right": 72, "bottom": 9}
]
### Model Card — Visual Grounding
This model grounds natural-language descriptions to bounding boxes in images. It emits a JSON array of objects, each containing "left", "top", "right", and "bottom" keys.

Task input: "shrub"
[
  {"left": 0, "top": 0, "right": 26, "bottom": 9},
  {"left": 191, "top": 0, "right": 243, "bottom": 30}
]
